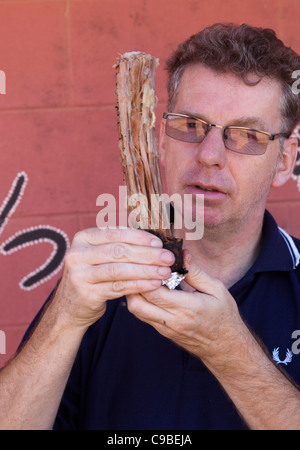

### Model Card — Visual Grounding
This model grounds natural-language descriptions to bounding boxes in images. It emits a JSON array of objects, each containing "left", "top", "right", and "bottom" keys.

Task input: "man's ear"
[
  {"left": 271, "top": 137, "right": 298, "bottom": 187},
  {"left": 158, "top": 119, "right": 167, "bottom": 165}
]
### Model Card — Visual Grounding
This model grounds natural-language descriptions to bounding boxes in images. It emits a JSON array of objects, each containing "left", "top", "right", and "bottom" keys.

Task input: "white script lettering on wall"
[{"left": 0, "top": 172, "right": 69, "bottom": 290}]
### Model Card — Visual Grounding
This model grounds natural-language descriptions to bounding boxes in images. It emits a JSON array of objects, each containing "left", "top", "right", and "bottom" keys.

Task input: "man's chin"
[{"left": 202, "top": 210, "right": 231, "bottom": 232}]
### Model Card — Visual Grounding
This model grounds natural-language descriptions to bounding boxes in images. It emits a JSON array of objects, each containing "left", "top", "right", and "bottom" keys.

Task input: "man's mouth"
[
  {"left": 190, "top": 183, "right": 223, "bottom": 193},
  {"left": 185, "top": 183, "right": 227, "bottom": 200},
  {"left": 195, "top": 185, "right": 219, "bottom": 192}
]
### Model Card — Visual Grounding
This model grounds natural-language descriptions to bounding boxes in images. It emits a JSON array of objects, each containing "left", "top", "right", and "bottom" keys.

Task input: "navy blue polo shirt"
[{"left": 25, "top": 210, "right": 300, "bottom": 430}]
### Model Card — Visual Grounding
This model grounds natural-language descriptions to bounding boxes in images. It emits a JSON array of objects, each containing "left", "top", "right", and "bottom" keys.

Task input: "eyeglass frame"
[{"left": 162, "top": 112, "right": 289, "bottom": 155}]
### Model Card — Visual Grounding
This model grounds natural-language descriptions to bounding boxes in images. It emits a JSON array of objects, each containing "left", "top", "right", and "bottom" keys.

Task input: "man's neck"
[{"left": 179, "top": 212, "right": 264, "bottom": 289}]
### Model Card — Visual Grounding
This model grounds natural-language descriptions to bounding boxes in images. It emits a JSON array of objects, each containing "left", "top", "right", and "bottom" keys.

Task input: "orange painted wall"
[{"left": 1, "top": 0, "right": 300, "bottom": 365}]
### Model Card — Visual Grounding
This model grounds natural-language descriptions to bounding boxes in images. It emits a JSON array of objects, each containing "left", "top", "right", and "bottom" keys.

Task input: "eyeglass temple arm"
[{"left": 270, "top": 132, "right": 289, "bottom": 141}]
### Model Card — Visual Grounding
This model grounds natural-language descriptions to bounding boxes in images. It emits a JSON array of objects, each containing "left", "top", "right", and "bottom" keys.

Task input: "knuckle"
[
  {"left": 72, "top": 229, "right": 88, "bottom": 244},
  {"left": 64, "top": 247, "right": 78, "bottom": 267},
  {"left": 112, "top": 280, "right": 126, "bottom": 293},
  {"left": 107, "top": 263, "right": 121, "bottom": 280},
  {"left": 127, "top": 296, "right": 138, "bottom": 313},
  {"left": 141, "top": 264, "right": 154, "bottom": 278},
  {"left": 64, "top": 245, "right": 88, "bottom": 267},
  {"left": 112, "top": 243, "right": 127, "bottom": 260},
  {"left": 104, "top": 227, "right": 122, "bottom": 242},
  {"left": 71, "top": 231, "right": 81, "bottom": 244}
]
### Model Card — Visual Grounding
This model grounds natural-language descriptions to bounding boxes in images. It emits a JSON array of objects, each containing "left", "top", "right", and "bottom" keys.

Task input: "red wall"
[{"left": 1, "top": 0, "right": 300, "bottom": 365}]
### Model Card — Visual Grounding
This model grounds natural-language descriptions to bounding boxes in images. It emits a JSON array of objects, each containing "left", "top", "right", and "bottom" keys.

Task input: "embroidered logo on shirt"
[{"left": 272, "top": 347, "right": 293, "bottom": 365}]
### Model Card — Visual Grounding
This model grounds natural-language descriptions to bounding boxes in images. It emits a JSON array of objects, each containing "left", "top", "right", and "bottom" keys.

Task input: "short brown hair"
[{"left": 166, "top": 23, "right": 300, "bottom": 135}]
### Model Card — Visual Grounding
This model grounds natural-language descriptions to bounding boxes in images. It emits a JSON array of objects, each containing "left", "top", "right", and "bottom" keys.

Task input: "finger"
[
  {"left": 126, "top": 293, "right": 172, "bottom": 327},
  {"left": 96, "top": 278, "right": 163, "bottom": 299},
  {"left": 73, "top": 227, "right": 163, "bottom": 248},
  {"left": 142, "top": 284, "right": 181, "bottom": 307},
  {"left": 183, "top": 252, "right": 224, "bottom": 296},
  {"left": 87, "top": 262, "right": 172, "bottom": 283},
  {"left": 70, "top": 241, "right": 175, "bottom": 267},
  {"left": 65, "top": 237, "right": 175, "bottom": 267},
  {"left": 140, "top": 286, "right": 203, "bottom": 320}
]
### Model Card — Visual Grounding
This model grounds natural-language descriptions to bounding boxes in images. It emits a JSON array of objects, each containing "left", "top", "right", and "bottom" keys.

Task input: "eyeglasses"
[{"left": 163, "top": 112, "right": 288, "bottom": 155}]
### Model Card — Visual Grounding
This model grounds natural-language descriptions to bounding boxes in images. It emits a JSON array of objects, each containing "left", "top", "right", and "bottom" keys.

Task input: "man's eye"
[
  {"left": 187, "top": 121, "right": 197, "bottom": 129},
  {"left": 237, "top": 130, "right": 256, "bottom": 140},
  {"left": 246, "top": 131, "right": 257, "bottom": 140}
]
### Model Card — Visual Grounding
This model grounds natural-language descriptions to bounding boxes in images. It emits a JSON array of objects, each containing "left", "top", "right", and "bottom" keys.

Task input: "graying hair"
[{"left": 166, "top": 23, "right": 300, "bottom": 136}]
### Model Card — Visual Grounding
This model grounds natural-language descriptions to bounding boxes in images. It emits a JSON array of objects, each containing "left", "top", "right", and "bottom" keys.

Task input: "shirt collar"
[{"left": 249, "top": 210, "right": 300, "bottom": 274}]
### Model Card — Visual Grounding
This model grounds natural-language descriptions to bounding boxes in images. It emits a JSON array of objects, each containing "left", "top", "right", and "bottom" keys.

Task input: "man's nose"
[{"left": 196, "top": 126, "right": 227, "bottom": 168}]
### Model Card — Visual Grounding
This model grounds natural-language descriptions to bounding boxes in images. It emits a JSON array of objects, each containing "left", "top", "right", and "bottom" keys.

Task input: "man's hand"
[
  {"left": 127, "top": 253, "right": 300, "bottom": 430},
  {"left": 0, "top": 226, "right": 176, "bottom": 430},
  {"left": 52, "top": 227, "right": 175, "bottom": 330},
  {"left": 126, "top": 252, "right": 246, "bottom": 366}
]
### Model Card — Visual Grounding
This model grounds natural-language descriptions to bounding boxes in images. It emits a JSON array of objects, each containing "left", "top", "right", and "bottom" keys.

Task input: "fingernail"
[
  {"left": 151, "top": 238, "right": 163, "bottom": 247},
  {"left": 161, "top": 250, "right": 175, "bottom": 264},
  {"left": 158, "top": 266, "right": 171, "bottom": 277}
]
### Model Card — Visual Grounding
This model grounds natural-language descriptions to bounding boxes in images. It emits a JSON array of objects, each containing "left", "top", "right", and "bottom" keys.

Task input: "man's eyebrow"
[
  {"left": 229, "top": 116, "right": 268, "bottom": 130},
  {"left": 179, "top": 111, "right": 268, "bottom": 130}
]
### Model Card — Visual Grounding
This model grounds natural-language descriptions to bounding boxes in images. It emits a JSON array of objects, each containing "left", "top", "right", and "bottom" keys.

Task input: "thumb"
[{"left": 183, "top": 251, "right": 222, "bottom": 296}]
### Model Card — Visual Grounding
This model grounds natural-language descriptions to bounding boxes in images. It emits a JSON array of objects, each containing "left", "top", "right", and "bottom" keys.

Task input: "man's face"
[{"left": 160, "top": 64, "right": 292, "bottom": 234}]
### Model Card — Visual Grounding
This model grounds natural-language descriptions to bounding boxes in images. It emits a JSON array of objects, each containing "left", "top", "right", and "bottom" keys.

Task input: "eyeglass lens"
[{"left": 165, "top": 116, "right": 269, "bottom": 155}]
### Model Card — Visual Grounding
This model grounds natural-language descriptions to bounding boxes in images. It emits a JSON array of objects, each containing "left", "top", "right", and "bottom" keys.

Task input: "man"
[{"left": 1, "top": 23, "right": 300, "bottom": 430}]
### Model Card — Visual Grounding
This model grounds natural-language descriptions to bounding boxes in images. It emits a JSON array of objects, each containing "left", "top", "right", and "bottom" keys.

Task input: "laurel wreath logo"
[{"left": 272, "top": 347, "right": 293, "bottom": 365}]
